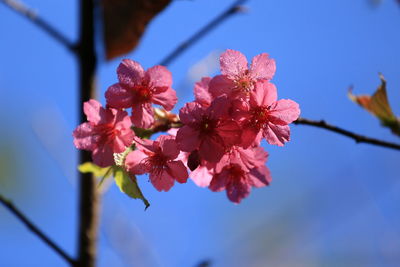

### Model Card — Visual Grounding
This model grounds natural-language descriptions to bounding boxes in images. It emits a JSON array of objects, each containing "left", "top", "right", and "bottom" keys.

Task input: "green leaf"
[
  {"left": 79, "top": 162, "right": 150, "bottom": 209},
  {"left": 114, "top": 166, "right": 150, "bottom": 210},
  {"left": 78, "top": 162, "right": 113, "bottom": 178},
  {"left": 78, "top": 162, "right": 114, "bottom": 187}
]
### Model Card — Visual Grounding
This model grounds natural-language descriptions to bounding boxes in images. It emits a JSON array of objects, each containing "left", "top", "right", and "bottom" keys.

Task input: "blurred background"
[{"left": 1, "top": 0, "right": 400, "bottom": 266}]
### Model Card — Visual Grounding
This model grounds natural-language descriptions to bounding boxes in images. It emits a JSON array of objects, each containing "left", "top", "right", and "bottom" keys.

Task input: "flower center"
[
  {"left": 96, "top": 123, "right": 120, "bottom": 145},
  {"left": 142, "top": 152, "right": 168, "bottom": 176},
  {"left": 135, "top": 85, "right": 152, "bottom": 102},
  {"left": 234, "top": 71, "right": 254, "bottom": 93},
  {"left": 237, "top": 79, "right": 251, "bottom": 91},
  {"left": 250, "top": 106, "right": 270, "bottom": 129},
  {"left": 198, "top": 117, "right": 216, "bottom": 135}
]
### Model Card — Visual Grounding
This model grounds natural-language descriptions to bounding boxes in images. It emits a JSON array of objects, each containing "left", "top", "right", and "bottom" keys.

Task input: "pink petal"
[
  {"left": 92, "top": 145, "right": 115, "bottom": 167},
  {"left": 194, "top": 77, "right": 212, "bottom": 107},
  {"left": 190, "top": 165, "right": 213, "bottom": 187},
  {"left": 125, "top": 150, "right": 148, "bottom": 175},
  {"left": 105, "top": 83, "right": 133, "bottom": 109},
  {"left": 208, "top": 95, "right": 231, "bottom": 119},
  {"left": 166, "top": 161, "right": 188, "bottom": 183},
  {"left": 146, "top": 65, "right": 172, "bottom": 90},
  {"left": 114, "top": 112, "right": 135, "bottom": 146},
  {"left": 119, "top": 128, "right": 135, "bottom": 147},
  {"left": 209, "top": 170, "right": 229, "bottom": 192},
  {"left": 117, "top": 59, "right": 145, "bottom": 86},
  {"left": 268, "top": 99, "right": 300, "bottom": 125},
  {"left": 83, "top": 100, "right": 103, "bottom": 124},
  {"left": 167, "top": 128, "right": 179, "bottom": 137},
  {"left": 234, "top": 147, "right": 263, "bottom": 171},
  {"left": 240, "top": 126, "right": 261, "bottom": 148},
  {"left": 150, "top": 170, "right": 175, "bottom": 192},
  {"left": 158, "top": 135, "right": 180, "bottom": 159},
  {"left": 220, "top": 49, "right": 248, "bottom": 77},
  {"left": 217, "top": 120, "right": 241, "bottom": 146},
  {"left": 113, "top": 109, "right": 131, "bottom": 129},
  {"left": 250, "top": 53, "right": 276, "bottom": 80},
  {"left": 263, "top": 123, "right": 290, "bottom": 146},
  {"left": 73, "top": 122, "right": 98, "bottom": 151},
  {"left": 226, "top": 178, "right": 251, "bottom": 204},
  {"left": 199, "top": 136, "right": 225, "bottom": 163},
  {"left": 248, "top": 165, "right": 271, "bottom": 188},
  {"left": 131, "top": 103, "right": 154, "bottom": 128},
  {"left": 214, "top": 152, "right": 231, "bottom": 173},
  {"left": 176, "top": 125, "right": 201, "bottom": 152},
  {"left": 112, "top": 136, "right": 128, "bottom": 153},
  {"left": 253, "top": 146, "right": 269, "bottom": 164},
  {"left": 152, "top": 87, "right": 177, "bottom": 111},
  {"left": 208, "top": 75, "right": 235, "bottom": 98},
  {"left": 134, "top": 137, "right": 155, "bottom": 152},
  {"left": 251, "top": 81, "right": 277, "bottom": 107},
  {"left": 179, "top": 102, "right": 204, "bottom": 125}
]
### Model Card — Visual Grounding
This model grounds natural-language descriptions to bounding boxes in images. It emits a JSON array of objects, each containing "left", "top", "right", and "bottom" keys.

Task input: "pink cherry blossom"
[
  {"left": 190, "top": 162, "right": 214, "bottom": 187},
  {"left": 209, "top": 164, "right": 272, "bottom": 203},
  {"left": 73, "top": 99, "right": 135, "bottom": 167},
  {"left": 105, "top": 59, "right": 178, "bottom": 129},
  {"left": 176, "top": 96, "right": 242, "bottom": 163},
  {"left": 239, "top": 81, "right": 300, "bottom": 147},
  {"left": 209, "top": 49, "right": 276, "bottom": 100},
  {"left": 194, "top": 77, "right": 213, "bottom": 108},
  {"left": 125, "top": 135, "right": 188, "bottom": 192},
  {"left": 215, "top": 146, "right": 268, "bottom": 173}
]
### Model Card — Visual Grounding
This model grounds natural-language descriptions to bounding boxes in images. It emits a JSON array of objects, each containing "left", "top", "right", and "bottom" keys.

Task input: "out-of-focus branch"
[
  {"left": 158, "top": 0, "right": 248, "bottom": 66},
  {"left": 294, "top": 117, "right": 400, "bottom": 151},
  {"left": 0, "top": 0, "right": 75, "bottom": 52},
  {"left": 76, "top": 0, "right": 98, "bottom": 266},
  {"left": 0, "top": 194, "right": 76, "bottom": 266}
]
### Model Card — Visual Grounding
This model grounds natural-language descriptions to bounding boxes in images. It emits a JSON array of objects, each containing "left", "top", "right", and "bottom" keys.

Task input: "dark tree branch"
[
  {"left": 158, "top": 0, "right": 248, "bottom": 66},
  {"left": 76, "top": 0, "right": 98, "bottom": 267},
  {"left": 0, "top": 0, "right": 75, "bottom": 52},
  {"left": 0, "top": 195, "right": 76, "bottom": 266},
  {"left": 294, "top": 117, "right": 400, "bottom": 151},
  {"left": 142, "top": 115, "right": 400, "bottom": 151}
]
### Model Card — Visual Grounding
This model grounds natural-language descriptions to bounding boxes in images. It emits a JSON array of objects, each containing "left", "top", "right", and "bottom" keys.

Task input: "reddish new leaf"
[
  {"left": 101, "top": 0, "right": 171, "bottom": 60},
  {"left": 348, "top": 74, "right": 400, "bottom": 136}
]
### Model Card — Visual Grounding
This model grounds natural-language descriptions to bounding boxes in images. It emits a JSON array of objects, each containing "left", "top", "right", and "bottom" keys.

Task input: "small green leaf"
[
  {"left": 114, "top": 166, "right": 150, "bottom": 210},
  {"left": 78, "top": 162, "right": 113, "bottom": 178}
]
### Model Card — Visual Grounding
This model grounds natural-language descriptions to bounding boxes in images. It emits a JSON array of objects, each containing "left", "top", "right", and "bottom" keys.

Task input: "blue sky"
[{"left": 1, "top": 0, "right": 400, "bottom": 266}]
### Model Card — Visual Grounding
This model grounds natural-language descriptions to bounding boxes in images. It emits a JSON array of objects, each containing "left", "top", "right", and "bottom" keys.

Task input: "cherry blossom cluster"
[{"left": 73, "top": 49, "right": 300, "bottom": 203}]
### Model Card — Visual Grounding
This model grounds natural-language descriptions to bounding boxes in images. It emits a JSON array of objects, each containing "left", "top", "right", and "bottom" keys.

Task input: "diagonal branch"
[
  {"left": 158, "top": 0, "right": 248, "bottom": 66},
  {"left": 0, "top": 0, "right": 75, "bottom": 52},
  {"left": 144, "top": 114, "right": 400, "bottom": 151},
  {"left": 294, "top": 117, "right": 400, "bottom": 151},
  {"left": 0, "top": 194, "right": 76, "bottom": 266}
]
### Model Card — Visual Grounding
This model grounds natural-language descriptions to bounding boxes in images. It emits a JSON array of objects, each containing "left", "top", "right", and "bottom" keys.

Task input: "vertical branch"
[{"left": 76, "top": 0, "right": 98, "bottom": 267}]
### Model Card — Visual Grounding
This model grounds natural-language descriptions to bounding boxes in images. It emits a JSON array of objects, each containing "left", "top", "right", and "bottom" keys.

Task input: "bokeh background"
[{"left": 1, "top": 0, "right": 400, "bottom": 266}]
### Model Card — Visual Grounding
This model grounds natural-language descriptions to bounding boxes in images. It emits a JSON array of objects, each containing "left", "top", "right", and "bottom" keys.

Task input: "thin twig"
[
  {"left": 0, "top": 194, "right": 76, "bottom": 266},
  {"left": 142, "top": 115, "right": 400, "bottom": 151},
  {"left": 294, "top": 117, "right": 400, "bottom": 151},
  {"left": 0, "top": 0, "right": 75, "bottom": 52},
  {"left": 158, "top": 0, "right": 248, "bottom": 66}
]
